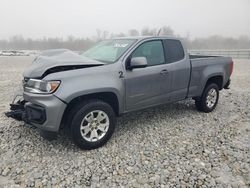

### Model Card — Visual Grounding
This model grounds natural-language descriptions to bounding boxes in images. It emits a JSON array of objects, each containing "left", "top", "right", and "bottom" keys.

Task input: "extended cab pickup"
[{"left": 6, "top": 36, "right": 233, "bottom": 149}]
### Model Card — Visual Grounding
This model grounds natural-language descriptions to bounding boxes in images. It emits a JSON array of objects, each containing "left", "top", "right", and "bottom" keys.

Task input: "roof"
[{"left": 113, "top": 35, "right": 179, "bottom": 41}]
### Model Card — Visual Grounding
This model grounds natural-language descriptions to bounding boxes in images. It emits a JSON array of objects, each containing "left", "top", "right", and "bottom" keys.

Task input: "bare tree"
[
  {"left": 115, "top": 33, "right": 126, "bottom": 37},
  {"left": 158, "top": 26, "right": 174, "bottom": 36},
  {"left": 96, "top": 29, "right": 102, "bottom": 39},
  {"left": 1, "top": 27, "right": 250, "bottom": 50},
  {"left": 128, "top": 29, "right": 139, "bottom": 36},
  {"left": 102, "top": 30, "right": 109, "bottom": 39},
  {"left": 141, "top": 27, "right": 152, "bottom": 36},
  {"left": 141, "top": 27, "right": 158, "bottom": 36}
]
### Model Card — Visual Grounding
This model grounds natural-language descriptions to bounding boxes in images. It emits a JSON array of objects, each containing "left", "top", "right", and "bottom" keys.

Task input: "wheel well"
[
  {"left": 60, "top": 92, "right": 119, "bottom": 129},
  {"left": 206, "top": 76, "right": 223, "bottom": 90}
]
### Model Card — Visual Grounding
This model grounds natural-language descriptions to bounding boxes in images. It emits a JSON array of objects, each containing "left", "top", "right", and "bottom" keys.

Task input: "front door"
[{"left": 124, "top": 40, "right": 171, "bottom": 111}]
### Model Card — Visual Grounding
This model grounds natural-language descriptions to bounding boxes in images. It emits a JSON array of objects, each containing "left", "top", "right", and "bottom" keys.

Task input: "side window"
[
  {"left": 163, "top": 39, "right": 185, "bottom": 63},
  {"left": 131, "top": 40, "right": 165, "bottom": 66}
]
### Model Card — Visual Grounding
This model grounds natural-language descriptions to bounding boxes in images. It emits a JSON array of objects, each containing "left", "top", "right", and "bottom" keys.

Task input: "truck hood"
[{"left": 23, "top": 49, "right": 105, "bottom": 78}]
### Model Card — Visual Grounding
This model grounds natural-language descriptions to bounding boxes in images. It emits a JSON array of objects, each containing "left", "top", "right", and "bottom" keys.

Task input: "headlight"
[{"left": 24, "top": 79, "right": 61, "bottom": 94}]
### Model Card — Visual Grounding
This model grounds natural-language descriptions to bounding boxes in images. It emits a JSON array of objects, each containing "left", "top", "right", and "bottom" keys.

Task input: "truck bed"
[{"left": 187, "top": 54, "right": 232, "bottom": 98}]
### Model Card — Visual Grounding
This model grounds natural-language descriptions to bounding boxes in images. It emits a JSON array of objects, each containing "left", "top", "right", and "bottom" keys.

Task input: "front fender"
[{"left": 58, "top": 88, "right": 124, "bottom": 114}]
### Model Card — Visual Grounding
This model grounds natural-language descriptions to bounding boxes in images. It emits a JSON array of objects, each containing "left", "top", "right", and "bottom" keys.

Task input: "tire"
[
  {"left": 195, "top": 83, "right": 219, "bottom": 113},
  {"left": 69, "top": 99, "right": 116, "bottom": 150}
]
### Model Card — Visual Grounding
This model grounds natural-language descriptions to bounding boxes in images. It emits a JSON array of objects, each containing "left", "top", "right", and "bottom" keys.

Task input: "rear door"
[
  {"left": 162, "top": 39, "right": 191, "bottom": 101},
  {"left": 124, "top": 40, "right": 171, "bottom": 111}
]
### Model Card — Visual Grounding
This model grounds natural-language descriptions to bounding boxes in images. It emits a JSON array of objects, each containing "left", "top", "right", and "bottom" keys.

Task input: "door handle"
[{"left": 160, "top": 69, "right": 168, "bottom": 75}]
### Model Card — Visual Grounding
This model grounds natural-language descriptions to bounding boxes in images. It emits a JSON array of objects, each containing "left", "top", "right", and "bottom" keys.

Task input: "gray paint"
[
  {"left": 22, "top": 36, "right": 233, "bottom": 132},
  {"left": 23, "top": 91, "right": 67, "bottom": 132}
]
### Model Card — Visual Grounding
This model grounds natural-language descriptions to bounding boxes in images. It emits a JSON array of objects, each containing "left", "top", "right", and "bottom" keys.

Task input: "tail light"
[{"left": 230, "top": 61, "right": 234, "bottom": 75}]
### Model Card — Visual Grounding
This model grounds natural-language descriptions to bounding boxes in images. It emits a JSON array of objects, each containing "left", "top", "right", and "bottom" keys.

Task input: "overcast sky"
[{"left": 1, "top": 0, "right": 250, "bottom": 39}]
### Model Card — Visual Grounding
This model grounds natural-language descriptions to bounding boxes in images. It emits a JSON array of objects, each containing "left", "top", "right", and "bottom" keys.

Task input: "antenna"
[{"left": 157, "top": 28, "right": 162, "bottom": 36}]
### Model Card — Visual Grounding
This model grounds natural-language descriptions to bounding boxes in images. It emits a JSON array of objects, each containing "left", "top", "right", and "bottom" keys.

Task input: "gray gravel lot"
[{"left": 0, "top": 56, "right": 249, "bottom": 187}]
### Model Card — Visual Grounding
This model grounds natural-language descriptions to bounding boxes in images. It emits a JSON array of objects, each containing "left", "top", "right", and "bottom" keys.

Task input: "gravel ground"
[{"left": 0, "top": 56, "right": 249, "bottom": 187}]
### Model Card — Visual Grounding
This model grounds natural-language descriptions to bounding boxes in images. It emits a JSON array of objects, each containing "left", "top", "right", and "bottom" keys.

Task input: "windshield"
[{"left": 82, "top": 39, "right": 136, "bottom": 63}]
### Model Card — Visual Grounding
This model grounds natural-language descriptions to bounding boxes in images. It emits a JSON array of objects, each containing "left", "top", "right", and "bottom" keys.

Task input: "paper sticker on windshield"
[{"left": 114, "top": 43, "right": 129, "bottom": 48}]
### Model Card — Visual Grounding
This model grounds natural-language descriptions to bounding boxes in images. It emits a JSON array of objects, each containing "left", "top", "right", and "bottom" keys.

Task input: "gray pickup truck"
[{"left": 6, "top": 36, "right": 233, "bottom": 149}]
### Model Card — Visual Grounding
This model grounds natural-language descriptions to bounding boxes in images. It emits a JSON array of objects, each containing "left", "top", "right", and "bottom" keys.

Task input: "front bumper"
[{"left": 5, "top": 92, "right": 67, "bottom": 132}]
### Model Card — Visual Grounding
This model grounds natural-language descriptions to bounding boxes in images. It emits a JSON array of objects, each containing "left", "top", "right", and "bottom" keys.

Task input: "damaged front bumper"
[
  {"left": 5, "top": 92, "right": 67, "bottom": 132},
  {"left": 5, "top": 95, "right": 46, "bottom": 125},
  {"left": 5, "top": 96, "right": 26, "bottom": 121}
]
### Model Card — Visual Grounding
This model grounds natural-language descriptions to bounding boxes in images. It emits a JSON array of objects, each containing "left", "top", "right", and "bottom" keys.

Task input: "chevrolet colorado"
[{"left": 5, "top": 36, "right": 233, "bottom": 149}]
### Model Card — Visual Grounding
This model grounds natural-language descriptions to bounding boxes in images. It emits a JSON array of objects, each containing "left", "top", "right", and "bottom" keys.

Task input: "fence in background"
[
  {"left": 189, "top": 49, "right": 250, "bottom": 59},
  {"left": 1, "top": 49, "right": 250, "bottom": 59}
]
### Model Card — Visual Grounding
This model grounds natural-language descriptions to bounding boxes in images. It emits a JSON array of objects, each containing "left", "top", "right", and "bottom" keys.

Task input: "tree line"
[{"left": 0, "top": 26, "right": 249, "bottom": 50}]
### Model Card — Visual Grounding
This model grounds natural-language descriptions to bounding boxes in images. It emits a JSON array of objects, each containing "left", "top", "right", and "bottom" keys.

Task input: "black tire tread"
[
  {"left": 195, "top": 83, "right": 219, "bottom": 113},
  {"left": 68, "top": 99, "right": 116, "bottom": 150}
]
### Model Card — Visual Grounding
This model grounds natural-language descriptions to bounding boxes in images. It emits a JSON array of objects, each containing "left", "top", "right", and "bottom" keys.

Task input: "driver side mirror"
[{"left": 128, "top": 57, "right": 148, "bottom": 70}]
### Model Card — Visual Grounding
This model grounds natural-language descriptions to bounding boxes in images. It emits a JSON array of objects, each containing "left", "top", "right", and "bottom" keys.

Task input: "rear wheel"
[
  {"left": 69, "top": 100, "right": 116, "bottom": 150},
  {"left": 195, "top": 83, "right": 219, "bottom": 113}
]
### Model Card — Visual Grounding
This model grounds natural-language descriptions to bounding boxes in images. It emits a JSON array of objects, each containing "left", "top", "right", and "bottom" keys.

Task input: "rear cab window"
[{"left": 163, "top": 39, "right": 185, "bottom": 63}]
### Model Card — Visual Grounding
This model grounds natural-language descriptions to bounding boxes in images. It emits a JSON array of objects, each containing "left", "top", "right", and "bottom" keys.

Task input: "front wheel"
[
  {"left": 195, "top": 83, "right": 219, "bottom": 113},
  {"left": 69, "top": 100, "right": 116, "bottom": 150}
]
